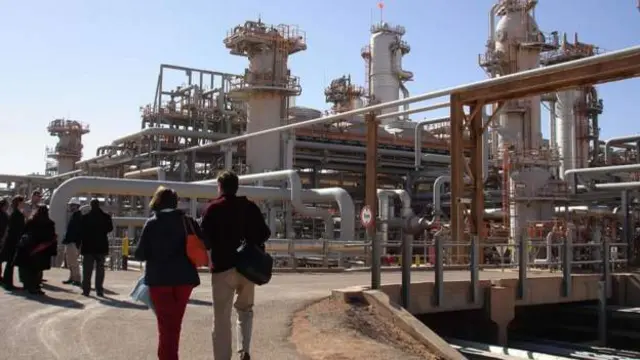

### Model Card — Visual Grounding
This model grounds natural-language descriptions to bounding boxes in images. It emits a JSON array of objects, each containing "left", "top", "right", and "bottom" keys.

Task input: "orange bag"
[{"left": 183, "top": 217, "right": 209, "bottom": 267}]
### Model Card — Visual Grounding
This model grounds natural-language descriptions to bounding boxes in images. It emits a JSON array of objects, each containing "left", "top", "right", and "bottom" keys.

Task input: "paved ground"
[{"left": 0, "top": 268, "right": 551, "bottom": 359}]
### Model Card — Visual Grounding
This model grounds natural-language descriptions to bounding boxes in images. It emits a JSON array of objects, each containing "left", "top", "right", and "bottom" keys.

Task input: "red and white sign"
[{"left": 360, "top": 205, "right": 373, "bottom": 228}]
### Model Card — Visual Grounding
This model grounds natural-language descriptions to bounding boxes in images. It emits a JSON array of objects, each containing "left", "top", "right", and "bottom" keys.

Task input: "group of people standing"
[
  {"left": 136, "top": 170, "right": 271, "bottom": 360},
  {"left": 0, "top": 191, "right": 56, "bottom": 294},
  {"left": 0, "top": 190, "right": 114, "bottom": 297}
]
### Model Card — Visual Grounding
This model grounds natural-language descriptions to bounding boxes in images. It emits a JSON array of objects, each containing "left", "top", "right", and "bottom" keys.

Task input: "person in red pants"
[{"left": 135, "top": 186, "right": 206, "bottom": 360}]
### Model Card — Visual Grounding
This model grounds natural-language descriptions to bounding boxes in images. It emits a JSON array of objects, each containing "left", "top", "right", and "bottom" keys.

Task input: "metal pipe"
[
  {"left": 50, "top": 177, "right": 355, "bottom": 241},
  {"left": 297, "top": 140, "right": 452, "bottom": 163},
  {"left": 414, "top": 118, "right": 453, "bottom": 170},
  {"left": 195, "top": 171, "right": 354, "bottom": 241},
  {"left": 564, "top": 163, "right": 640, "bottom": 178},
  {"left": 433, "top": 175, "right": 450, "bottom": 221},
  {"left": 489, "top": 3, "right": 500, "bottom": 44},
  {"left": 377, "top": 101, "right": 449, "bottom": 121},
  {"left": 0, "top": 169, "right": 84, "bottom": 184},
  {"left": 604, "top": 134, "right": 640, "bottom": 164},
  {"left": 110, "top": 128, "right": 230, "bottom": 146},
  {"left": 123, "top": 167, "right": 166, "bottom": 180},
  {"left": 168, "top": 45, "right": 640, "bottom": 156},
  {"left": 195, "top": 170, "right": 334, "bottom": 239},
  {"left": 398, "top": 83, "right": 410, "bottom": 120}
]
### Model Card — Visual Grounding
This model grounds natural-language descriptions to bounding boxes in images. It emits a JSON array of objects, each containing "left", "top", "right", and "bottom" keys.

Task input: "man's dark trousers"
[{"left": 82, "top": 254, "right": 106, "bottom": 295}]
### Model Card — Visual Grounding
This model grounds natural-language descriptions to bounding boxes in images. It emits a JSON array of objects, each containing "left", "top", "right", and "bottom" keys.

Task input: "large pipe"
[
  {"left": 123, "top": 167, "right": 166, "bottom": 180},
  {"left": 50, "top": 177, "right": 355, "bottom": 242},
  {"left": 564, "top": 163, "right": 640, "bottom": 179},
  {"left": 604, "top": 134, "right": 640, "bottom": 164},
  {"left": 297, "top": 140, "right": 452, "bottom": 163},
  {"left": 111, "top": 128, "right": 230, "bottom": 146},
  {"left": 195, "top": 170, "right": 334, "bottom": 238},
  {"left": 398, "top": 83, "right": 410, "bottom": 120},
  {"left": 433, "top": 175, "right": 451, "bottom": 221},
  {"left": 170, "top": 45, "right": 640, "bottom": 155},
  {"left": 376, "top": 101, "right": 449, "bottom": 121},
  {"left": 0, "top": 169, "right": 84, "bottom": 184},
  {"left": 414, "top": 117, "right": 452, "bottom": 170}
]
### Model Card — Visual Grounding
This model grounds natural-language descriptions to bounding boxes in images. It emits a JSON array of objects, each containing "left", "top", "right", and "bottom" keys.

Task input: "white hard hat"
[{"left": 68, "top": 198, "right": 81, "bottom": 206}]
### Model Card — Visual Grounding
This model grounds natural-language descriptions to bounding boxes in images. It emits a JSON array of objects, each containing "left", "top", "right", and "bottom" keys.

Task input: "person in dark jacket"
[
  {"left": 135, "top": 186, "right": 203, "bottom": 360},
  {"left": 16, "top": 205, "right": 57, "bottom": 295},
  {"left": 201, "top": 171, "right": 270, "bottom": 360},
  {"left": 62, "top": 198, "right": 82, "bottom": 286},
  {"left": 79, "top": 199, "right": 114, "bottom": 297},
  {"left": 0, "top": 198, "right": 9, "bottom": 281},
  {"left": 1, "top": 196, "right": 26, "bottom": 290}
]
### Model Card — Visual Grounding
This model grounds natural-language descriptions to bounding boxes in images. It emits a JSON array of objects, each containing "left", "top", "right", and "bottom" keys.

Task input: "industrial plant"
[{"left": 1, "top": 0, "right": 639, "bottom": 272}]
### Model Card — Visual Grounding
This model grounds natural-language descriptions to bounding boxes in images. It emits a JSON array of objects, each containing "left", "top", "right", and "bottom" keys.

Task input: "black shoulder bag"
[{"left": 234, "top": 204, "right": 273, "bottom": 286}]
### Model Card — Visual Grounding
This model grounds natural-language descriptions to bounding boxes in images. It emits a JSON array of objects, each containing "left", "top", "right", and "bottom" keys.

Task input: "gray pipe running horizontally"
[
  {"left": 110, "top": 127, "right": 231, "bottom": 146},
  {"left": 195, "top": 170, "right": 334, "bottom": 239},
  {"left": 604, "top": 134, "right": 640, "bottom": 164},
  {"left": 0, "top": 169, "right": 83, "bottom": 185},
  {"left": 50, "top": 177, "right": 356, "bottom": 242}
]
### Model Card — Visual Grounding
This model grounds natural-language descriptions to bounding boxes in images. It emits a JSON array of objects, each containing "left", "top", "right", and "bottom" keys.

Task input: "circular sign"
[{"left": 360, "top": 206, "right": 373, "bottom": 228}]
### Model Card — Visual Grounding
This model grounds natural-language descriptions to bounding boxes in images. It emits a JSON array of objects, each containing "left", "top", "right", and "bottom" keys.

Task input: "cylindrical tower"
[
  {"left": 361, "top": 22, "right": 413, "bottom": 126},
  {"left": 543, "top": 34, "right": 603, "bottom": 175},
  {"left": 46, "top": 118, "right": 90, "bottom": 175},
  {"left": 480, "top": 0, "right": 560, "bottom": 248},
  {"left": 224, "top": 20, "right": 306, "bottom": 173}
]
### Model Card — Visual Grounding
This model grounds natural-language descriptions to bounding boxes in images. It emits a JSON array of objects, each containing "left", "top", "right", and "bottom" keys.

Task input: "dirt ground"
[{"left": 291, "top": 297, "right": 441, "bottom": 360}]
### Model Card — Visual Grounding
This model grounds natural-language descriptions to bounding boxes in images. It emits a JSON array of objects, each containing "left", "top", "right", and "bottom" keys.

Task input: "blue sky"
[{"left": 0, "top": 0, "right": 638, "bottom": 175}]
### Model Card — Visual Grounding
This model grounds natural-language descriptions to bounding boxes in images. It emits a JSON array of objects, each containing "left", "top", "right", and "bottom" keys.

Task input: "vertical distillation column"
[
  {"left": 365, "top": 22, "right": 413, "bottom": 126},
  {"left": 481, "top": 0, "right": 557, "bottom": 249},
  {"left": 223, "top": 20, "right": 307, "bottom": 173},
  {"left": 46, "top": 118, "right": 90, "bottom": 174},
  {"left": 545, "top": 34, "right": 603, "bottom": 178}
]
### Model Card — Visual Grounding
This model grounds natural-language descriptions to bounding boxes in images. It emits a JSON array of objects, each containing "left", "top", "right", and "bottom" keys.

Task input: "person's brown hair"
[
  {"left": 149, "top": 186, "right": 178, "bottom": 211},
  {"left": 11, "top": 195, "right": 24, "bottom": 210},
  {"left": 217, "top": 170, "right": 239, "bottom": 196}
]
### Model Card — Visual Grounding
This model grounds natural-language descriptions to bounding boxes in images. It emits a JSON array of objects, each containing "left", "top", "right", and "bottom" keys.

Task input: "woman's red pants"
[{"left": 149, "top": 285, "right": 193, "bottom": 360}]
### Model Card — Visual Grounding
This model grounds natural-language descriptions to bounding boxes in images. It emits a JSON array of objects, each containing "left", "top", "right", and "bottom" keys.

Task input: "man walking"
[
  {"left": 201, "top": 171, "right": 271, "bottom": 360},
  {"left": 62, "top": 198, "right": 82, "bottom": 286},
  {"left": 23, "top": 190, "right": 42, "bottom": 218},
  {"left": 79, "top": 199, "right": 113, "bottom": 297}
]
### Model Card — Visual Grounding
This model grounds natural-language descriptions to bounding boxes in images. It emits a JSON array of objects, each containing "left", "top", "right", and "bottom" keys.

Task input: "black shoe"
[
  {"left": 41, "top": 279, "right": 48, "bottom": 283},
  {"left": 82, "top": 291, "right": 90, "bottom": 297},
  {"left": 239, "top": 352, "right": 251, "bottom": 360},
  {"left": 28, "top": 289, "right": 45, "bottom": 296},
  {"left": 3, "top": 284, "right": 17, "bottom": 291},
  {"left": 62, "top": 279, "right": 74, "bottom": 285},
  {"left": 96, "top": 292, "right": 105, "bottom": 297},
  {"left": 72, "top": 281, "right": 82, "bottom": 287}
]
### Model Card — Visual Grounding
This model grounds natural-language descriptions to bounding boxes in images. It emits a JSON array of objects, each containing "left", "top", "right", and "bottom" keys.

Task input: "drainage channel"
[{"left": 448, "top": 338, "right": 638, "bottom": 360}]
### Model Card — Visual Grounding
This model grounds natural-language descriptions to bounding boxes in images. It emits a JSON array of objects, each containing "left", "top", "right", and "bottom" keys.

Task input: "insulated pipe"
[
  {"left": 564, "top": 163, "right": 640, "bottom": 178},
  {"left": 414, "top": 117, "right": 453, "bottom": 170},
  {"left": 373, "top": 101, "right": 450, "bottom": 121},
  {"left": 296, "top": 140, "right": 452, "bottom": 163},
  {"left": 111, "top": 128, "right": 230, "bottom": 146},
  {"left": 0, "top": 169, "right": 84, "bottom": 184},
  {"left": 195, "top": 170, "right": 334, "bottom": 238},
  {"left": 433, "top": 175, "right": 451, "bottom": 221},
  {"left": 604, "top": 135, "right": 640, "bottom": 164},
  {"left": 123, "top": 167, "right": 166, "bottom": 180},
  {"left": 489, "top": 3, "right": 500, "bottom": 43},
  {"left": 399, "top": 83, "right": 410, "bottom": 120},
  {"left": 50, "top": 177, "right": 356, "bottom": 242},
  {"left": 170, "top": 45, "right": 640, "bottom": 155}
]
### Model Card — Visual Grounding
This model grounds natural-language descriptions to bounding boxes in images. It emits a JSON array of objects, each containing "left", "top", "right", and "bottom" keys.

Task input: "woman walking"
[
  {"left": 16, "top": 205, "right": 57, "bottom": 295},
  {"left": 134, "top": 187, "right": 204, "bottom": 360}
]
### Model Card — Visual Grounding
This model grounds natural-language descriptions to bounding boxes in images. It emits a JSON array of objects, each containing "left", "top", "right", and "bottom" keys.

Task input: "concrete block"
[
  {"left": 362, "top": 290, "right": 467, "bottom": 360},
  {"left": 331, "top": 286, "right": 368, "bottom": 303}
]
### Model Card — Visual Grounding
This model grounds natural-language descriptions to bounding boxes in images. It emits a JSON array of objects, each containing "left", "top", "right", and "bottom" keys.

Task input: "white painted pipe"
[
  {"left": 123, "top": 167, "right": 166, "bottom": 180},
  {"left": 0, "top": 169, "right": 84, "bottom": 184},
  {"left": 50, "top": 177, "right": 355, "bottom": 242},
  {"left": 194, "top": 170, "right": 343, "bottom": 240},
  {"left": 110, "top": 127, "right": 230, "bottom": 146}
]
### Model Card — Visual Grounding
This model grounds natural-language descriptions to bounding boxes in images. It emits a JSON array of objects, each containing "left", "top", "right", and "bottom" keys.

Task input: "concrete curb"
[
  {"left": 330, "top": 286, "right": 466, "bottom": 360},
  {"left": 361, "top": 290, "right": 467, "bottom": 360}
]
